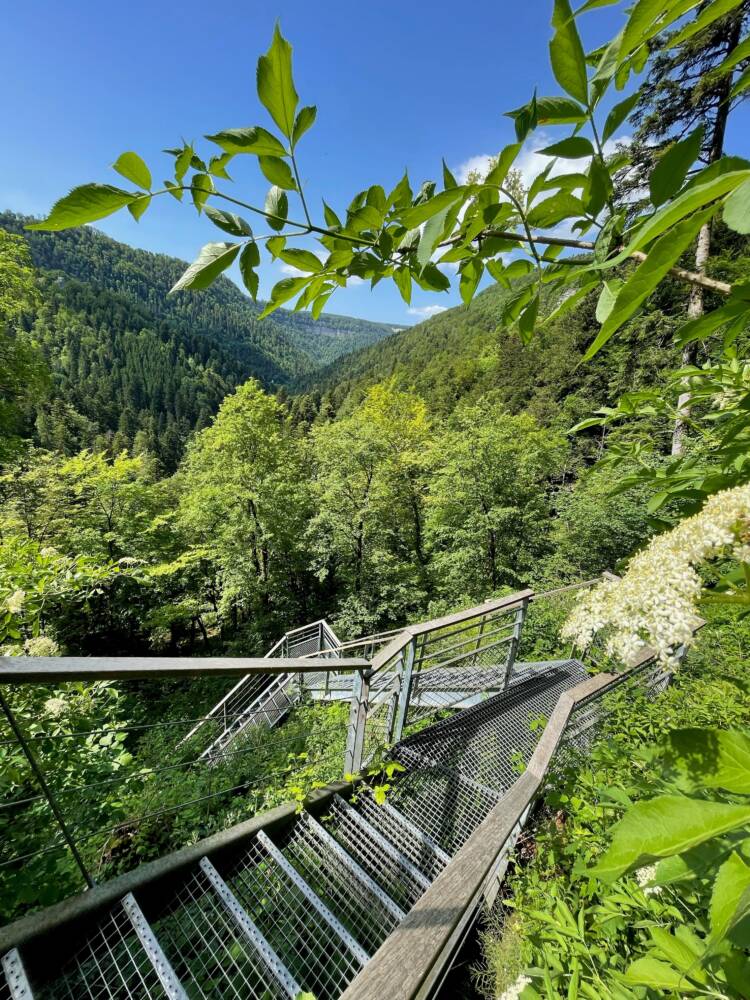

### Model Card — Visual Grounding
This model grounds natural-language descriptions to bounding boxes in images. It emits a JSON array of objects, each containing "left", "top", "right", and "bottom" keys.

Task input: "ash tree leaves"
[
  {"left": 257, "top": 24, "right": 298, "bottom": 141},
  {"left": 265, "top": 186, "right": 289, "bottom": 231},
  {"left": 649, "top": 125, "right": 705, "bottom": 207},
  {"left": 239, "top": 241, "right": 260, "bottom": 300},
  {"left": 112, "top": 152, "right": 152, "bottom": 191},
  {"left": 204, "top": 206, "right": 252, "bottom": 237},
  {"left": 724, "top": 176, "right": 750, "bottom": 233},
  {"left": 206, "top": 126, "right": 287, "bottom": 158},
  {"left": 169, "top": 242, "right": 241, "bottom": 293},
  {"left": 549, "top": 0, "right": 589, "bottom": 105},
  {"left": 27, "top": 184, "right": 138, "bottom": 230}
]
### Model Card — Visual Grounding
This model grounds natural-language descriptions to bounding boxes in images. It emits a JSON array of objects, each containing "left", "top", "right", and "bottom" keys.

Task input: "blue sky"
[{"left": 4, "top": 2, "right": 749, "bottom": 325}]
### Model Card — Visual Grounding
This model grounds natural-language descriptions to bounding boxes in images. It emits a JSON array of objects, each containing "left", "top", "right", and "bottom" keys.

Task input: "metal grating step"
[
  {"left": 223, "top": 831, "right": 367, "bottom": 1000},
  {"left": 326, "top": 796, "right": 430, "bottom": 909},
  {"left": 40, "top": 897, "right": 185, "bottom": 1000},
  {"left": 354, "top": 789, "right": 451, "bottom": 880},
  {"left": 389, "top": 764, "right": 500, "bottom": 855},
  {"left": 151, "top": 862, "right": 298, "bottom": 999},
  {"left": 275, "top": 811, "right": 403, "bottom": 955},
  {"left": 1, "top": 950, "right": 33, "bottom": 1000}
]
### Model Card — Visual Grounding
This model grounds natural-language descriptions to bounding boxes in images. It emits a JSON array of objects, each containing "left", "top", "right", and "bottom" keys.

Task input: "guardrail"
[{"left": 338, "top": 645, "right": 665, "bottom": 1000}]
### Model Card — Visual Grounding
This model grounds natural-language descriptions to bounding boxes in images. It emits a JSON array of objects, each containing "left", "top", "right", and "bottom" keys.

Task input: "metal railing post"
[
  {"left": 391, "top": 635, "right": 417, "bottom": 745},
  {"left": 503, "top": 597, "right": 529, "bottom": 691},
  {"left": 0, "top": 689, "right": 95, "bottom": 890},
  {"left": 344, "top": 668, "right": 371, "bottom": 776}
]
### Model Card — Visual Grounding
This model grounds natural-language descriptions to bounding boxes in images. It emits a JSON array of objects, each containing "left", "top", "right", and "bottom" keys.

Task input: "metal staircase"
[{"left": 0, "top": 580, "right": 680, "bottom": 1000}]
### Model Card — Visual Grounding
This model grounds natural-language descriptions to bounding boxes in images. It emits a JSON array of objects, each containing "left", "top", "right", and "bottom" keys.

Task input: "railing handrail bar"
[
  {"left": 416, "top": 620, "right": 514, "bottom": 661},
  {"left": 297, "top": 628, "right": 406, "bottom": 658},
  {"left": 530, "top": 577, "right": 604, "bottom": 601},
  {"left": 369, "top": 589, "right": 533, "bottom": 675},
  {"left": 0, "top": 656, "right": 371, "bottom": 684},
  {"left": 339, "top": 645, "right": 658, "bottom": 1000}
]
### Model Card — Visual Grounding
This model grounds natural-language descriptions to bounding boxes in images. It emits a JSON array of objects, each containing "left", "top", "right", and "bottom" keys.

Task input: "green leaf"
[
  {"left": 605, "top": 168, "right": 750, "bottom": 267},
  {"left": 204, "top": 206, "right": 253, "bottom": 237},
  {"left": 595, "top": 279, "right": 623, "bottom": 323},
  {"left": 169, "top": 242, "right": 241, "bottom": 293},
  {"left": 731, "top": 65, "right": 750, "bottom": 99},
  {"left": 602, "top": 92, "right": 639, "bottom": 142},
  {"left": 112, "top": 151, "right": 152, "bottom": 190},
  {"left": 417, "top": 205, "right": 451, "bottom": 269},
  {"left": 590, "top": 794, "right": 750, "bottom": 882},
  {"left": 292, "top": 105, "right": 317, "bottom": 146},
  {"left": 583, "top": 204, "right": 716, "bottom": 359},
  {"left": 127, "top": 195, "right": 150, "bottom": 222},
  {"left": 258, "top": 155, "right": 297, "bottom": 190},
  {"left": 549, "top": 0, "right": 589, "bottom": 104},
  {"left": 27, "top": 184, "right": 136, "bottom": 231},
  {"left": 239, "top": 242, "right": 260, "bottom": 300},
  {"left": 322, "top": 201, "right": 341, "bottom": 228},
  {"left": 259, "top": 276, "right": 308, "bottom": 318},
  {"left": 518, "top": 293, "right": 540, "bottom": 342},
  {"left": 665, "top": 729, "right": 750, "bottom": 794},
  {"left": 256, "top": 24, "right": 299, "bottom": 139},
  {"left": 724, "top": 176, "right": 750, "bottom": 234},
  {"left": 668, "top": 0, "right": 744, "bottom": 48},
  {"left": 400, "top": 188, "right": 465, "bottom": 229},
  {"left": 650, "top": 126, "right": 704, "bottom": 208},
  {"left": 506, "top": 95, "right": 587, "bottom": 126},
  {"left": 485, "top": 143, "right": 523, "bottom": 187},
  {"left": 540, "top": 137, "right": 595, "bottom": 159},
  {"left": 709, "top": 852, "right": 750, "bottom": 951},
  {"left": 527, "top": 192, "right": 585, "bottom": 228},
  {"left": 206, "top": 126, "right": 288, "bottom": 157},
  {"left": 623, "top": 956, "right": 703, "bottom": 992},
  {"left": 264, "top": 186, "right": 289, "bottom": 231},
  {"left": 674, "top": 298, "right": 747, "bottom": 345},
  {"left": 279, "top": 248, "right": 323, "bottom": 273},
  {"left": 459, "top": 258, "right": 484, "bottom": 304},
  {"left": 442, "top": 159, "right": 458, "bottom": 189},
  {"left": 190, "top": 173, "right": 213, "bottom": 213},
  {"left": 164, "top": 180, "right": 183, "bottom": 202},
  {"left": 393, "top": 267, "right": 412, "bottom": 305}
]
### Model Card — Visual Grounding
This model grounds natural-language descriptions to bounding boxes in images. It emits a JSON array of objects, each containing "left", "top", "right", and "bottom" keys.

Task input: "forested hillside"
[{"left": 0, "top": 212, "right": 395, "bottom": 466}]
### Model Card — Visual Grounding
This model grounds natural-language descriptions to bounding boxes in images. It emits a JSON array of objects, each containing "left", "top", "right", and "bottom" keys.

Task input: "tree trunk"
[{"left": 671, "top": 12, "right": 743, "bottom": 455}]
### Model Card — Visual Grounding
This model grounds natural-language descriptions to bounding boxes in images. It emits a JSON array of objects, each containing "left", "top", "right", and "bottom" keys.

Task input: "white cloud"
[
  {"left": 280, "top": 262, "right": 304, "bottom": 277},
  {"left": 347, "top": 275, "right": 365, "bottom": 286},
  {"left": 454, "top": 133, "right": 631, "bottom": 192},
  {"left": 408, "top": 304, "right": 447, "bottom": 318}
]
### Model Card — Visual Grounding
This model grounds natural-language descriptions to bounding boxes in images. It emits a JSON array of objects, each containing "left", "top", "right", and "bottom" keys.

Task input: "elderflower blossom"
[
  {"left": 635, "top": 864, "right": 662, "bottom": 897},
  {"left": 24, "top": 636, "right": 60, "bottom": 657},
  {"left": 499, "top": 974, "right": 532, "bottom": 1000},
  {"left": 562, "top": 484, "right": 750, "bottom": 667},
  {"left": 43, "top": 697, "right": 67, "bottom": 718},
  {"left": 4, "top": 590, "right": 26, "bottom": 615}
]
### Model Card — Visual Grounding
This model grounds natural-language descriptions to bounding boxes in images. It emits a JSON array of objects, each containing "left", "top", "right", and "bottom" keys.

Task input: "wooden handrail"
[
  {"left": 340, "top": 646, "right": 658, "bottom": 1000},
  {"left": 0, "top": 656, "right": 370, "bottom": 684}
]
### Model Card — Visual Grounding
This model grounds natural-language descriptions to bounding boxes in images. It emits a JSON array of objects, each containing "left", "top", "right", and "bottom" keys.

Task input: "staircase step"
[
  {"left": 276, "top": 811, "right": 403, "bottom": 955},
  {"left": 223, "top": 832, "right": 367, "bottom": 1000},
  {"left": 1, "top": 950, "right": 33, "bottom": 1000},
  {"left": 326, "top": 795, "right": 430, "bottom": 909},
  {"left": 151, "top": 860, "right": 299, "bottom": 999},
  {"left": 355, "top": 789, "right": 451, "bottom": 880},
  {"left": 41, "top": 897, "right": 186, "bottom": 1000},
  {"left": 389, "top": 763, "right": 500, "bottom": 855}
]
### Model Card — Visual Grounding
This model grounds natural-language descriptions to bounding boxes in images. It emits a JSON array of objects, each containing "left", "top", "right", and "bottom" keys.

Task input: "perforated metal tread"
[
  {"left": 151, "top": 863, "right": 296, "bottom": 1000},
  {"left": 41, "top": 899, "right": 183, "bottom": 1000},
  {"left": 275, "top": 811, "right": 403, "bottom": 955},
  {"left": 398, "top": 658, "right": 590, "bottom": 795},
  {"left": 325, "top": 795, "right": 431, "bottom": 909},
  {"left": 1, "top": 951, "right": 33, "bottom": 1000},
  {"left": 224, "top": 832, "right": 367, "bottom": 1000},
  {"left": 354, "top": 789, "right": 451, "bottom": 880}
]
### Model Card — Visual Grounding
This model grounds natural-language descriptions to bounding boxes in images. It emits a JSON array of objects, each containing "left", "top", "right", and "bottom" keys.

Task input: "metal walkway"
[{"left": 0, "top": 653, "right": 613, "bottom": 999}]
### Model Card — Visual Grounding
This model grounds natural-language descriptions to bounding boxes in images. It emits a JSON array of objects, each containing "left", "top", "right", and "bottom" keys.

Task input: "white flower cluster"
[
  {"left": 562, "top": 484, "right": 750, "bottom": 667},
  {"left": 4, "top": 589, "right": 25, "bottom": 614},
  {"left": 499, "top": 974, "right": 532, "bottom": 1000},
  {"left": 25, "top": 636, "right": 60, "bottom": 657},
  {"left": 635, "top": 864, "right": 661, "bottom": 896}
]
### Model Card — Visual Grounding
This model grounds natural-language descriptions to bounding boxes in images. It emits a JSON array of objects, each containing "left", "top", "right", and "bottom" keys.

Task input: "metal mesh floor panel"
[
  {"left": 398, "top": 659, "right": 589, "bottom": 794},
  {"left": 354, "top": 791, "right": 449, "bottom": 881},
  {"left": 389, "top": 765, "right": 499, "bottom": 855},
  {"left": 225, "top": 837, "right": 364, "bottom": 1000},
  {"left": 152, "top": 868, "right": 289, "bottom": 1000},
  {"left": 324, "top": 797, "right": 427, "bottom": 909},
  {"left": 275, "top": 813, "right": 401, "bottom": 954},
  {"left": 42, "top": 903, "right": 171, "bottom": 1000}
]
